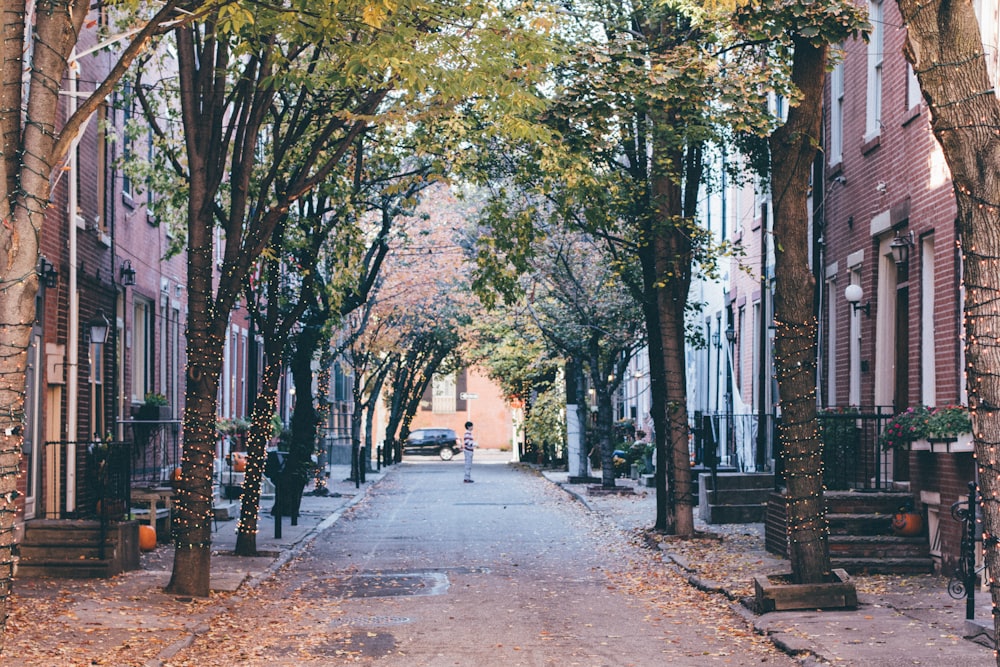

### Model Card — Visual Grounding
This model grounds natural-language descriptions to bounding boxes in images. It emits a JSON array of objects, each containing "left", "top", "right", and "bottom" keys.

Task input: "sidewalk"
[
  {"left": 542, "top": 468, "right": 997, "bottom": 666},
  {"left": 7, "top": 464, "right": 386, "bottom": 666},
  {"left": 8, "top": 459, "right": 998, "bottom": 666}
]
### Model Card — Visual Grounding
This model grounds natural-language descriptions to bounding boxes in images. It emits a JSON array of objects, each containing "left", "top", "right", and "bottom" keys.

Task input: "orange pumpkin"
[
  {"left": 230, "top": 452, "right": 247, "bottom": 472},
  {"left": 171, "top": 467, "right": 183, "bottom": 482},
  {"left": 138, "top": 524, "right": 157, "bottom": 551},
  {"left": 892, "top": 511, "right": 923, "bottom": 537}
]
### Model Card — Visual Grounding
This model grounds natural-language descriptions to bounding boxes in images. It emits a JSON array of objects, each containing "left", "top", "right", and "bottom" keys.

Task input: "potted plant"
[
  {"left": 925, "top": 404, "right": 972, "bottom": 442},
  {"left": 879, "top": 406, "right": 930, "bottom": 451},
  {"left": 137, "top": 392, "right": 170, "bottom": 421}
]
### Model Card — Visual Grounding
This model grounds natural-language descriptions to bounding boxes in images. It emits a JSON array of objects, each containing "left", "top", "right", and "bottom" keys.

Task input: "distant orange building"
[{"left": 409, "top": 367, "right": 514, "bottom": 450}]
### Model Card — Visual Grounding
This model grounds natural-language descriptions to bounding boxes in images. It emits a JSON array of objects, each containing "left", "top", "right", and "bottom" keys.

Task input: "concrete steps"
[
  {"left": 765, "top": 491, "right": 934, "bottom": 575},
  {"left": 16, "top": 519, "right": 140, "bottom": 578},
  {"left": 698, "top": 472, "right": 774, "bottom": 524}
]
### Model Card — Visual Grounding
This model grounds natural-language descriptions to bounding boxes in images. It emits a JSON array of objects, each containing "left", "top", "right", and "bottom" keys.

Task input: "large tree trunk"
[
  {"left": 592, "top": 364, "right": 617, "bottom": 489},
  {"left": 649, "top": 138, "right": 696, "bottom": 537},
  {"left": 168, "top": 324, "right": 222, "bottom": 595},
  {"left": 168, "top": 174, "right": 223, "bottom": 595},
  {"left": 282, "top": 325, "right": 322, "bottom": 516},
  {"left": 897, "top": 0, "right": 1000, "bottom": 654},
  {"left": 769, "top": 36, "right": 830, "bottom": 585},
  {"left": 635, "top": 238, "right": 673, "bottom": 532},
  {"left": 233, "top": 362, "right": 282, "bottom": 556},
  {"left": 0, "top": 0, "right": 88, "bottom": 644}
]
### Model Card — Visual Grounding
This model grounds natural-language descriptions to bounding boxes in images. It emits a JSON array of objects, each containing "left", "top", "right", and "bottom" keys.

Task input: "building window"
[
  {"left": 736, "top": 306, "right": 745, "bottom": 391},
  {"left": 132, "top": 298, "right": 153, "bottom": 402},
  {"left": 121, "top": 81, "right": 134, "bottom": 201},
  {"left": 920, "top": 236, "right": 936, "bottom": 405},
  {"left": 866, "top": 0, "right": 884, "bottom": 142},
  {"left": 975, "top": 0, "right": 1000, "bottom": 91},
  {"left": 906, "top": 63, "right": 922, "bottom": 111},
  {"left": 830, "top": 57, "right": 844, "bottom": 165},
  {"left": 826, "top": 277, "right": 838, "bottom": 407},
  {"left": 90, "top": 339, "right": 105, "bottom": 439},
  {"left": 432, "top": 373, "right": 456, "bottom": 414},
  {"left": 848, "top": 269, "right": 862, "bottom": 406}
]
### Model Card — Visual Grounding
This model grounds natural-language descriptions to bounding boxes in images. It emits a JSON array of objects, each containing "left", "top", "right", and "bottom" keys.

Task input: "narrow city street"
[{"left": 165, "top": 457, "right": 794, "bottom": 666}]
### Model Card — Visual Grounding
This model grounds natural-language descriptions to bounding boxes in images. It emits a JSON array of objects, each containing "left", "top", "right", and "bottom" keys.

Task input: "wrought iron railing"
[
  {"left": 816, "top": 407, "right": 895, "bottom": 491},
  {"left": 692, "top": 406, "right": 896, "bottom": 492},
  {"left": 119, "top": 418, "right": 182, "bottom": 486},
  {"left": 41, "top": 440, "right": 131, "bottom": 559},
  {"left": 691, "top": 412, "right": 776, "bottom": 473}
]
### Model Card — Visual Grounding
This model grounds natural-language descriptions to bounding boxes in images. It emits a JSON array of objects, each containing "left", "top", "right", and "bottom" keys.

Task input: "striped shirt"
[{"left": 464, "top": 429, "right": 474, "bottom": 451}]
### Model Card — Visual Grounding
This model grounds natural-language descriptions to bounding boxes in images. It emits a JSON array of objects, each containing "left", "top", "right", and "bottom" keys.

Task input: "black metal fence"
[
  {"left": 816, "top": 407, "right": 895, "bottom": 491},
  {"left": 692, "top": 406, "right": 895, "bottom": 491},
  {"left": 41, "top": 440, "right": 132, "bottom": 521},
  {"left": 691, "top": 412, "right": 776, "bottom": 473},
  {"left": 119, "top": 419, "right": 183, "bottom": 486},
  {"left": 41, "top": 418, "right": 182, "bottom": 521}
]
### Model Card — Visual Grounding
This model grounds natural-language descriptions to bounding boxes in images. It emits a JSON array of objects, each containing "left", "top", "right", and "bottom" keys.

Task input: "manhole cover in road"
[
  {"left": 334, "top": 615, "right": 412, "bottom": 627},
  {"left": 324, "top": 572, "right": 450, "bottom": 599}
]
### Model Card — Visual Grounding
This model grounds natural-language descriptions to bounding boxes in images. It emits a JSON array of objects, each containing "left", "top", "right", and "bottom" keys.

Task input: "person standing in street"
[{"left": 463, "top": 421, "right": 475, "bottom": 483}]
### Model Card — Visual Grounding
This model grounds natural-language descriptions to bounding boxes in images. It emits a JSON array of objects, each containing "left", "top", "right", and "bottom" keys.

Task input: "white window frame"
[
  {"left": 830, "top": 58, "right": 844, "bottom": 165},
  {"left": 90, "top": 339, "right": 105, "bottom": 439},
  {"left": 432, "top": 373, "right": 457, "bottom": 414},
  {"left": 848, "top": 269, "right": 862, "bottom": 407},
  {"left": 132, "top": 298, "right": 153, "bottom": 402},
  {"left": 866, "top": 0, "right": 884, "bottom": 142},
  {"left": 906, "top": 63, "right": 922, "bottom": 111},
  {"left": 920, "top": 236, "right": 936, "bottom": 405}
]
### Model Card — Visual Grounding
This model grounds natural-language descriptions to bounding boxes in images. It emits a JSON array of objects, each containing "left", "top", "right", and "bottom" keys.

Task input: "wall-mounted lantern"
[
  {"left": 38, "top": 257, "right": 58, "bottom": 288},
  {"left": 120, "top": 259, "right": 136, "bottom": 286},
  {"left": 890, "top": 230, "right": 915, "bottom": 270},
  {"left": 88, "top": 311, "right": 110, "bottom": 345}
]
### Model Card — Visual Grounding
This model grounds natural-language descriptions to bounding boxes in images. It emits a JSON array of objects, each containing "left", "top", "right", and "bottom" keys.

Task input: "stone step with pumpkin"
[{"left": 765, "top": 490, "right": 934, "bottom": 575}]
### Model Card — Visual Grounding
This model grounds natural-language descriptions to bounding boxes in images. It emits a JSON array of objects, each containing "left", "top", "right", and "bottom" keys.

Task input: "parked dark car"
[{"left": 404, "top": 427, "right": 460, "bottom": 460}]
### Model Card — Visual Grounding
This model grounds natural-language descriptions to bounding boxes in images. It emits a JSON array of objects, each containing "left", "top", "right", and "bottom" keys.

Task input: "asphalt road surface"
[{"left": 168, "top": 457, "right": 794, "bottom": 666}]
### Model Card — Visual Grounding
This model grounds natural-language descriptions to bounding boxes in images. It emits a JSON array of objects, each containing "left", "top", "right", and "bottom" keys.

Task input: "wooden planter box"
[{"left": 754, "top": 568, "right": 857, "bottom": 612}]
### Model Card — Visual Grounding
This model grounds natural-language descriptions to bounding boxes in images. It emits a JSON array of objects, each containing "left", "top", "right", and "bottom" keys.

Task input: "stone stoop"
[
  {"left": 16, "top": 519, "right": 140, "bottom": 578},
  {"left": 698, "top": 472, "right": 774, "bottom": 524},
  {"left": 765, "top": 490, "right": 935, "bottom": 575}
]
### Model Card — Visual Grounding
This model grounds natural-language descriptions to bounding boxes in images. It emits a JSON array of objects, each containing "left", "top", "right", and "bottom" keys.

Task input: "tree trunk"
[
  {"left": 592, "top": 369, "right": 617, "bottom": 488},
  {"left": 168, "top": 332, "right": 221, "bottom": 595},
  {"left": 649, "top": 134, "right": 696, "bottom": 537},
  {"left": 0, "top": 0, "right": 88, "bottom": 642},
  {"left": 897, "top": 0, "right": 1000, "bottom": 652},
  {"left": 233, "top": 362, "right": 282, "bottom": 556},
  {"left": 634, "top": 236, "right": 672, "bottom": 532},
  {"left": 769, "top": 36, "right": 830, "bottom": 585},
  {"left": 282, "top": 325, "right": 322, "bottom": 516}
]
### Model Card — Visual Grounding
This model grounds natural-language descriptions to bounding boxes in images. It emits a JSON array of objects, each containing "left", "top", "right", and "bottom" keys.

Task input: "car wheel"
[{"left": 439, "top": 446, "right": 455, "bottom": 461}]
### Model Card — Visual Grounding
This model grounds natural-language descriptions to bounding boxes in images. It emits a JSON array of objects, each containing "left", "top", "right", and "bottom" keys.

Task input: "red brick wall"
[
  {"left": 908, "top": 451, "right": 976, "bottom": 573},
  {"left": 823, "top": 1, "right": 961, "bottom": 409}
]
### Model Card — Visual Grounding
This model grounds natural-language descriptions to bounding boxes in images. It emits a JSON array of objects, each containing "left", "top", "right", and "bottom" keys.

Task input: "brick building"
[
  {"left": 819, "top": 0, "right": 977, "bottom": 571},
  {"left": 19, "top": 16, "right": 194, "bottom": 532}
]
